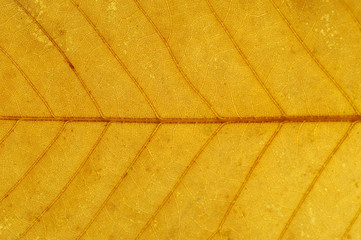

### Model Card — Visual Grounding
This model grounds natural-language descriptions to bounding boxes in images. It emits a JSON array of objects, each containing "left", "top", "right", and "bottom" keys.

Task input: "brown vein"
[
  {"left": 339, "top": 0, "right": 361, "bottom": 27},
  {"left": 0, "top": 120, "right": 18, "bottom": 146},
  {"left": 17, "top": 122, "right": 110, "bottom": 239},
  {"left": 75, "top": 123, "right": 161, "bottom": 240},
  {"left": 1, "top": 115, "right": 361, "bottom": 123},
  {"left": 270, "top": 0, "right": 360, "bottom": 115},
  {"left": 0, "top": 46, "right": 55, "bottom": 117},
  {"left": 342, "top": 204, "right": 361, "bottom": 239},
  {"left": 69, "top": 0, "right": 161, "bottom": 119},
  {"left": 0, "top": 122, "right": 67, "bottom": 203},
  {"left": 13, "top": 0, "right": 104, "bottom": 118},
  {"left": 132, "top": 0, "right": 223, "bottom": 119},
  {"left": 207, "top": 122, "right": 283, "bottom": 240},
  {"left": 278, "top": 122, "right": 357, "bottom": 240},
  {"left": 206, "top": 0, "right": 286, "bottom": 116},
  {"left": 134, "top": 123, "right": 225, "bottom": 240}
]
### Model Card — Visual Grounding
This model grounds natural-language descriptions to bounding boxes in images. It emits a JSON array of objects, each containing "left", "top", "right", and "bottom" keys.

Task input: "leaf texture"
[{"left": 1, "top": 0, "right": 361, "bottom": 239}]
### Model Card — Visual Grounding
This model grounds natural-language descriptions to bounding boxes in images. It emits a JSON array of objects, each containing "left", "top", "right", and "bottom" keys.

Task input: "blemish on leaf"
[{"left": 68, "top": 62, "right": 75, "bottom": 70}]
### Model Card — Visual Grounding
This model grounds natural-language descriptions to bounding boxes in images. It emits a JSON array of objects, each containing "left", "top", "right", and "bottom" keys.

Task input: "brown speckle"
[{"left": 68, "top": 62, "right": 75, "bottom": 70}]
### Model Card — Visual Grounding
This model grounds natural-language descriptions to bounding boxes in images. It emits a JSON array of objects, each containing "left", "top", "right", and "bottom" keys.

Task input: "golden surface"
[{"left": 1, "top": 0, "right": 361, "bottom": 239}]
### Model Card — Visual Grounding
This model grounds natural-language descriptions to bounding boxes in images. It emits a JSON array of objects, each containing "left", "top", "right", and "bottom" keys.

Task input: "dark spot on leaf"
[{"left": 68, "top": 62, "right": 75, "bottom": 70}]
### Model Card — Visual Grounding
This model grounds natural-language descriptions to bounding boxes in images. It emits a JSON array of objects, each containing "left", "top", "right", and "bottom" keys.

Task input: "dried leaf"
[{"left": 1, "top": 0, "right": 361, "bottom": 239}]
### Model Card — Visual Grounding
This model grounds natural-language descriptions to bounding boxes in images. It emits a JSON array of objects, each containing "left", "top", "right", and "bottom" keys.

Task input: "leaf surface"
[{"left": 1, "top": 0, "right": 361, "bottom": 239}]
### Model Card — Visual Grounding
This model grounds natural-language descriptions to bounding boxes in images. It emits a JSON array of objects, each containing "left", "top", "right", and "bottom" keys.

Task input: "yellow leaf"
[{"left": 1, "top": 0, "right": 361, "bottom": 239}]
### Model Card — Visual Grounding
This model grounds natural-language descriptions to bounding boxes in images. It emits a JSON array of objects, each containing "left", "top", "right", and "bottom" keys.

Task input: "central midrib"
[{"left": 1, "top": 115, "right": 361, "bottom": 123}]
